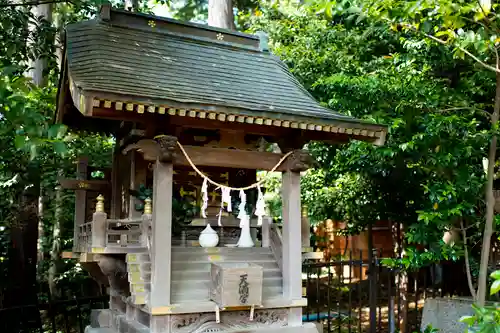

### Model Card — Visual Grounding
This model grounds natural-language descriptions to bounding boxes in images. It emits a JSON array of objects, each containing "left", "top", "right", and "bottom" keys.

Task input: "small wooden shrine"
[{"left": 56, "top": 5, "right": 387, "bottom": 333}]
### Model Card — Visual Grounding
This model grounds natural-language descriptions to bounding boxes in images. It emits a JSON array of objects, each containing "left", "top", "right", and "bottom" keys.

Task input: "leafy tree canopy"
[{"left": 243, "top": 2, "right": 498, "bottom": 273}]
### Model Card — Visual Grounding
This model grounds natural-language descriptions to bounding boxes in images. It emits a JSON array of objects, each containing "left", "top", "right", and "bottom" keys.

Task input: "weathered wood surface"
[
  {"left": 210, "top": 262, "right": 263, "bottom": 308},
  {"left": 281, "top": 171, "right": 302, "bottom": 301},
  {"left": 124, "top": 140, "right": 306, "bottom": 172},
  {"left": 73, "top": 157, "right": 88, "bottom": 251},
  {"left": 150, "top": 160, "right": 173, "bottom": 308},
  {"left": 59, "top": 179, "right": 110, "bottom": 191}
]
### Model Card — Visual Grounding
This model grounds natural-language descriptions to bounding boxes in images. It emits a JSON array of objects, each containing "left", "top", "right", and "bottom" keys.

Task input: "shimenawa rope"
[{"left": 175, "top": 141, "right": 293, "bottom": 191}]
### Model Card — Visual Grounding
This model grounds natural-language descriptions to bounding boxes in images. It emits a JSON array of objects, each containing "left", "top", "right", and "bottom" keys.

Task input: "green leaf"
[
  {"left": 47, "top": 124, "right": 66, "bottom": 139},
  {"left": 490, "top": 279, "right": 500, "bottom": 295},
  {"left": 29, "top": 144, "right": 37, "bottom": 161},
  {"left": 479, "top": 0, "right": 491, "bottom": 14},
  {"left": 460, "top": 315, "right": 477, "bottom": 326},
  {"left": 14, "top": 135, "right": 26, "bottom": 149},
  {"left": 490, "top": 270, "right": 500, "bottom": 280},
  {"left": 52, "top": 141, "right": 67, "bottom": 154}
]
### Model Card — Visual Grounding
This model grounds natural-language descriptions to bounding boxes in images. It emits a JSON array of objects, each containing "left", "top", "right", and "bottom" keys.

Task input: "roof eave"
[{"left": 72, "top": 88, "right": 387, "bottom": 145}]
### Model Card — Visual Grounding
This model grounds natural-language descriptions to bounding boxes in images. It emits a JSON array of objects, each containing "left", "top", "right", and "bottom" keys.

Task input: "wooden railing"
[
  {"left": 269, "top": 223, "right": 283, "bottom": 271},
  {"left": 106, "top": 218, "right": 145, "bottom": 247},
  {"left": 76, "top": 195, "right": 152, "bottom": 253}
]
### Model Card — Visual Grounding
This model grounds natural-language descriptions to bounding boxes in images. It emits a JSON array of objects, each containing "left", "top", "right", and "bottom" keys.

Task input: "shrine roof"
[{"left": 58, "top": 5, "right": 387, "bottom": 144}]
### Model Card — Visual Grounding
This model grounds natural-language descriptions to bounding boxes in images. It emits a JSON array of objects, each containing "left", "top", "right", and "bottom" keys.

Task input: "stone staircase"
[
  {"left": 124, "top": 246, "right": 283, "bottom": 306},
  {"left": 126, "top": 253, "right": 151, "bottom": 305},
  {"left": 171, "top": 246, "right": 283, "bottom": 304}
]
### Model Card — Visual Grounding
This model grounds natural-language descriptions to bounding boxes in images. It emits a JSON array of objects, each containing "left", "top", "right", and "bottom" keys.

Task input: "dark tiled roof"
[{"left": 65, "top": 8, "right": 382, "bottom": 130}]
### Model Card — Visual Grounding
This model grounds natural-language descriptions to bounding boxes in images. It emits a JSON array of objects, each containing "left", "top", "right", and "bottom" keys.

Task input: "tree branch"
[
  {"left": 424, "top": 31, "right": 500, "bottom": 74},
  {"left": 402, "top": 23, "right": 500, "bottom": 74},
  {"left": 0, "top": 0, "right": 71, "bottom": 7},
  {"left": 437, "top": 106, "right": 492, "bottom": 119},
  {"left": 460, "top": 219, "right": 477, "bottom": 300},
  {"left": 477, "top": 0, "right": 500, "bottom": 35},
  {"left": 494, "top": 45, "right": 499, "bottom": 70}
]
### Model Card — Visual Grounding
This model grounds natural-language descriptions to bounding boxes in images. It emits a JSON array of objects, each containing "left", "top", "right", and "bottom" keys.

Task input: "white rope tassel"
[
  {"left": 217, "top": 208, "right": 223, "bottom": 226},
  {"left": 237, "top": 189, "right": 247, "bottom": 227},
  {"left": 221, "top": 186, "right": 232, "bottom": 212},
  {"left": 201, "top": 178, "right": 208, "bottom": 218},
  {"left": 255, "top": 185, "right": 266, "bottom": 226}
]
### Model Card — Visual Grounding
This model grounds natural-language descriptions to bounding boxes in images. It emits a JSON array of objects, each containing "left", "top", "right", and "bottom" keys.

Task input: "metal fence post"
[{"left": 368, "top": 223, "right": 377, "bottom": 333}]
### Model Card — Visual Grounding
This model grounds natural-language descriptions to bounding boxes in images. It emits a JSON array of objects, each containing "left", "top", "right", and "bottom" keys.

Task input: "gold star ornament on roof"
[
  {"left": 148, "top": 20, "right": 156, "bottom": 28},
  {"left": 216, "top": 33, "right": 224, "bottom": 41}
]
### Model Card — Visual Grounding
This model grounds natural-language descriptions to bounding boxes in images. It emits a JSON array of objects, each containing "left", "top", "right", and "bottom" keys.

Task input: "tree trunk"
[
  {"left": 3, "top": 3, "right": 53, "bottom": 329},
  {"left": 477, "top": 72, "right": 500, "bottom": 305},
  {"left": 124, "top": 0, "right": 139, "bottom": 11},
  {"left": 37, "top": 188, "right": 44, "bottom": 263},
  {"left": 48, "top": 185, "right": 63, "bottom": 298},
  {"left": 208, "top": 0, "right": 235, "bottom": 29},
  {"left": 5, "top": 165, "right": 41, "bottom": 331},
  {"left": 28, "top": 3, "right": 52, "bottom": 87}
]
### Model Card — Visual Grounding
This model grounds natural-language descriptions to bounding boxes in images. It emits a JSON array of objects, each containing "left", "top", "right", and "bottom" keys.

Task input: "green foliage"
[
  {"left": 417, "top": 325, "right": 439, "bottom": 333},
  {"left": 460, "top": 270, "right": 500, "bottom": 332},
  {"left": 172, "top": 196, "right": 200, "bottom": 235},
  {"left": 131, "top": 184, "right": 154, "bottom": 212},
  {"left": 0, "top": 1, "right": 121, "bottom": 299},
  {"left": 242, "top": 2, "right": 497, "bottom": 273},
  {"left": 167, "top": 0, "right": 256, "bottom": 24}
]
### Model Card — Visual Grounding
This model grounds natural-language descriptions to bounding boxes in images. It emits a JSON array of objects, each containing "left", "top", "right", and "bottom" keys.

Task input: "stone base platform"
[
  {"left": 89, "top": 308, "right": 320, "bottom": 333},
  {"left": 86, "top": 323, "right": 320, "bottom": 333}
]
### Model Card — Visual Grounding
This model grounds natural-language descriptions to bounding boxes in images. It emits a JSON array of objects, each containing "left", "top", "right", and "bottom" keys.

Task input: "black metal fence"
[
  {"left": 0, "top": 295, "right": 108, "bottom": 333},
  {"left": 0, "top": 251, "right": 470, "bottom": 333},
  {"left": 302, "top": 249, "right": 469, "bottom": 333}
]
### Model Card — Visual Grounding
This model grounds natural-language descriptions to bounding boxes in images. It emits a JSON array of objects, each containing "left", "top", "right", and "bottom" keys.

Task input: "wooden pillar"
[
  {"left": 149, "top": 136, "right": 176, "bottom": 311},
  {"left": 73, "top": 157, "right": 88, "bottom": 252},
  {"left": 282, "top": 171, "right": 302, "bottom": 301},
  {"left": 110, "top": 147, "right": 121, "bottom": 219},
  {"left": 262, "top": 216, "right": 271, "bottom": 247},
  {"left": 301, "top": 205, "right": 311, "bottom": 251},
  {"left": 128, "top": 151, "right": 142, "bottom": 219},
  {"left": 281, "top": 150, "right": 313, "bottom": 327},
  {"left": 92, "top": 195, "right": 107, "bottom": 249}
]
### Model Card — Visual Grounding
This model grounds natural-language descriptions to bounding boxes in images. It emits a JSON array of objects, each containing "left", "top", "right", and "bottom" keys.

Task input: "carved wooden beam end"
[
  {"left": 285, "top": 150, "right": 316, "bottom": 172},
  {"left": 155, "top": 135, "right": 178, "bottom": 163},
  {"left": 121, "top": 136, "right": 178, "bottom": 163},
  {"left": 122, "top": 139, "right": 160, "bottom": 160}
]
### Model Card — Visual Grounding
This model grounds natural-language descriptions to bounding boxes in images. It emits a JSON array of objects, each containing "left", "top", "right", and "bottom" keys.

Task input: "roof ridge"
[
  {"left": 97, "top": 5, "right": 265, "bottom": 53},
  {"left": 106, "top": 7, "right": 258, "bottom": 40}
]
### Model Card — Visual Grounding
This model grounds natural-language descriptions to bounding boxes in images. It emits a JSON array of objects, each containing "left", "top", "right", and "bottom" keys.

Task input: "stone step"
[
  {"left": 128, "top": 270, "right": 151, "bottom": 283},
  {"left": 84, "top": 327, "right": 116, "bottom": 333},
  {"left": 172, "top": 239, "right": 247, "bottom": 246},
  {"left": 170, "top": 276, "right": 282, "bottom": 289},
  {"left": 172, "top": 260, "right": 279, "bottom": 271},
  {"left": 171, "top": 267, "right": 281, "bottom": 280},
  {"left": 126, "top": 253, "right": 150, "bottom": 263},
  {"left": 127, "top": 262, "right": 151, "bottom": 272},
  {"left": 171, "top": 252, "right": 275, "bottom": 262},
  {"left": 171, "top": 286, "right": 283, "bottom": 303},
  {"left": 116, "top": 314, "right": 149, "bottom": 333},
  {"left": 171, "top": 246, "right": 272, "bottom": 254}
]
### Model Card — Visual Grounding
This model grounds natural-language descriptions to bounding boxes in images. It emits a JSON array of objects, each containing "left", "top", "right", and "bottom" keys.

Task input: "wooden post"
[
  {"left": 262, "top": 216, "right": 271, "bottom": 248},
  {"left": 281, "top": 171, "right": 302, "bottom": 301},
  {"left": 111, "top": 147, "right": 122, "bottom": 219},
  {"left": 92, "top": 195, "right": 107, "bottom": 249},
  {"left": 301, "top": 205, "right": 311, "bottom": 252},
  {"left": 281, "top": 150, "right": 313, "bottom": 327},
  {"left": 129, "top": 151, "right": 142, "bottom": 219},
  {"left": 149, "top": 136, "right": 176, "bottom": 311},
  {"left": 73, "top": 157, "right": 88, "bottom": 251},
  {"left": 141, "top": 198, "right": 152, "bottom": 248}
]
